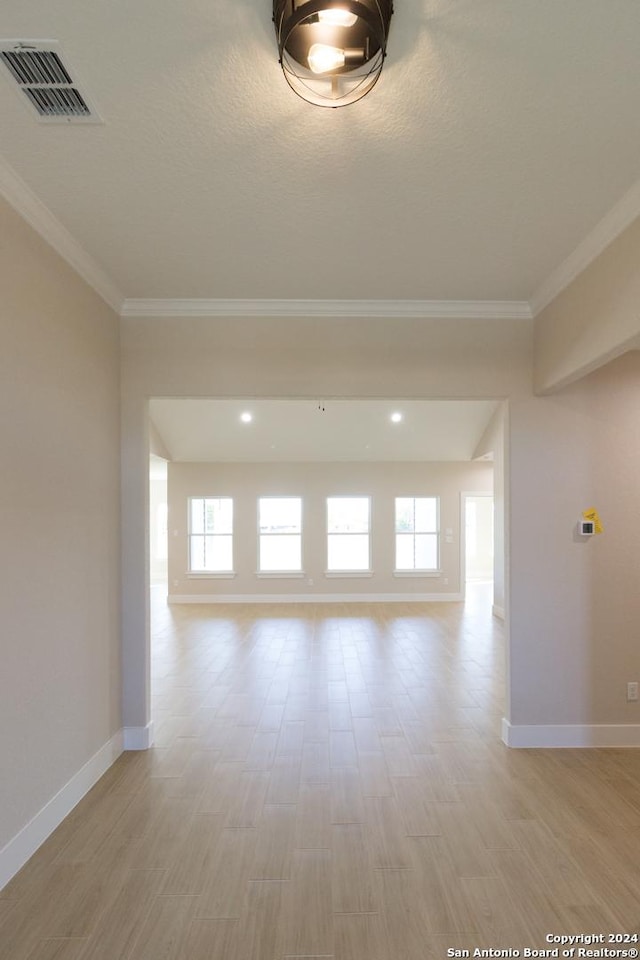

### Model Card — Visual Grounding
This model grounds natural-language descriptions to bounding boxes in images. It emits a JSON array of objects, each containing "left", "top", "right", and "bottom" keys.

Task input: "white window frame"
[
  {"left": 188, "top": 496, "right": 234, "bottom": 577},
  {"left": 257, "top": 496, "right": 304, "bottom": 576},
  {"left": 326, "top": 495, "right": 372, "bottom": 576},
  {"left": 394, "top": 496, "right": 440, "bottom": 576}
]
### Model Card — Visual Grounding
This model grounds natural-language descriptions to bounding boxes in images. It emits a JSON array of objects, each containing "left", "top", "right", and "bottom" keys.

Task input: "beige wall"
[
  {"left": 0, "top": 196, "right": 121, "bottom": 853},
  {"left": 168, "top": 461, "right": 493, "bottom": 599},
  {"left": 534, "top": 216, "right": 640, "bottom": 394},
  {"left": 509, "top": 350, "right": 640, "bottom": 725}
]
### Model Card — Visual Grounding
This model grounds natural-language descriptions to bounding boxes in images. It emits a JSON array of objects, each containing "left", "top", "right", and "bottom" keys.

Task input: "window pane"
[
  {"left": 395, "top": 533, "right": 415, "bottom": 570},
  {"left": 395, "top": 498, "right": 414, "bottom": 533},
  {"left": 327, "top": 534, "right": 369, "bottom": 571},
  {"left": 208, "top": 498, "right": 233, "bottom": 534},
  {"left": 205, "top": 535, "right": 233, "bottom": 571},
  {"left": 260, "top": 534, "right": 302, "bottom": 571},
  {"left": 259, "top": 498, "right": 301, "bottom": 533},
  {"left": 190, "top": 535, "right": 205, "bottom": 570},
  {"left": 191, "top": 498, "right": 205, "bottom": 535},
  {"left": 415, "top": 533, "right": 438, "bottom": 569},
  {"left": 327, "top": 497, "right": 369, "bottom": 533},
  {"left": 415, "top": 498, "right": 437, "bottom": 532}
]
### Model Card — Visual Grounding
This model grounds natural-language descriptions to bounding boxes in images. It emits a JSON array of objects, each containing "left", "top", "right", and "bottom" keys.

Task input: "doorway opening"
[
  {"left": 149, "top": 454, "right": 168, "bottom": 604},
  {"left": 462, "top": 492, "right": 494, "bottom": 612}
]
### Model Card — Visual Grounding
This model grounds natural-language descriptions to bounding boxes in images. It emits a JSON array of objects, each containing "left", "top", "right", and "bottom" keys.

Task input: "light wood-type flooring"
[{"left": 3, "top": 583, "right": 640, "bottom": 959}]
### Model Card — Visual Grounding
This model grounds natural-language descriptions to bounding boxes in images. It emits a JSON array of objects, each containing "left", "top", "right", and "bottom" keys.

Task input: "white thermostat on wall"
[{"left": 578, "top": 519, "right": 595, "bottom": 536}]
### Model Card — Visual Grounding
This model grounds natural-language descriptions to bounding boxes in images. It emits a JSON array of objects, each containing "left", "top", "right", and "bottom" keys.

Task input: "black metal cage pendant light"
[{"left": 273, "top": 0, "right": 393, "bottom": 107}]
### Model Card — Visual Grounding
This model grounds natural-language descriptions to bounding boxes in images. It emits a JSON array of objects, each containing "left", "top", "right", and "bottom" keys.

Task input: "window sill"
[
  {"left": 325, "top": 571, "right": 373, "bottom": 578},
  {"left": 393, "top": 570, "right": 441, "bottom": 578},
  {"left": 188, "top": 572, "right": 236, "bottom": 579},
  {"left": 256, "top": 571, "right": 305, "bottom": 579}
]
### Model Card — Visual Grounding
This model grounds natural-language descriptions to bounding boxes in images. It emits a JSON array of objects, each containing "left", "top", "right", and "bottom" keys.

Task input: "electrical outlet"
[{"left": 627, "top": 682, "right": 638, "bottom": 702}]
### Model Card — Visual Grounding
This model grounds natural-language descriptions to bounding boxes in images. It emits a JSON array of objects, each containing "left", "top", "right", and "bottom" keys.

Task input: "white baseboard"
[
  {"left": 492, "top": 604, "right": 505, "bottom": 620},
  {"left": 123, "top": 722, "right": 155, "bottom": 750},
  {"left": 0, "top": 731, "right": 124, "bottom": 892},
  {"left": 168, "top": 592, "right": 463, "bottom": 604},
  {"left": 502, "top": 718, "right": 640, "bottom": 748}
]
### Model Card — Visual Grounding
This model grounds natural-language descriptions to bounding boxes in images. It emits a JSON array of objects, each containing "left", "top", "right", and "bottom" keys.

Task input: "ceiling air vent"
[{"left": 0, "top": 40, "right": 102, "bottom": 123}]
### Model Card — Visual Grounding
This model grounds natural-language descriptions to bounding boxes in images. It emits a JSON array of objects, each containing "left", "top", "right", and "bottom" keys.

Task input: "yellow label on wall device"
[{"left": 582, "top": 507, "right": 603, "bottom": 534}]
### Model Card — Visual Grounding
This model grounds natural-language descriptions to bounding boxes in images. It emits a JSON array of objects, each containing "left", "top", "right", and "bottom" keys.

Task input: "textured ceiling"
[
  {"left": 1, "top": 1, "right": 640, "bottom": 302},
  {"left": 149, "top": 398, "right": 499, "bottom": 462}
]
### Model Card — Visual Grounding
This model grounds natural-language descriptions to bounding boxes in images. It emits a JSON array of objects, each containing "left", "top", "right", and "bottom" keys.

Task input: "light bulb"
[
  {"left": 240, "top": 411, "right": 253, "bottom": 423},
  {"left": 308, "top": 43, "right": 345, "bottom": 74},
  {"left": 318, "top": 8, "right": 358, "bottom": 27},
  {"left": 390, "top": 412, "right": 403, "bottom": 423}
]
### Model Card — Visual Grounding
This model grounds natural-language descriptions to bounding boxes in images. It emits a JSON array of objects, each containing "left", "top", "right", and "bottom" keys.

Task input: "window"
[
  {"left": 395, "top": 497, "right": 439, "bottom": 571},
  {"left": 258, "top": 497, "right": 302, "bottom": 572},
  {"left": 189, "top": 497, "right": 233, "bottom": 572},
  {"left": 327, "top": 496, "right": 371, "bottom": 572}
]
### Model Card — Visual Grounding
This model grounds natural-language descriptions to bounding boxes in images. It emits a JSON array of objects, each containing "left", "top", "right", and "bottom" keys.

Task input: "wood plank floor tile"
[
  {"left": 357, "top": 752, "right": 393, "bottom": 798},
  {"left": 333, "top": 913, "right": 388, "bottom": 960},
  {"left": 183, "top": 919, "right": 242, "bottom": 960},
  {"left": 161, "top": 813, "right": 224, "bottom": 895},
  {"left": 393, "top": 777, "right": 441, "bottom": 837},
  {"left": 380, "top": 734, "right": 418, "bottom": 777},
  {"left": 364, "top": 797, "right": 412, "bottom": 869},
  {"left": 408, "top": 836, "right": 479, "bottom": 935},
  {"left": 295, "top": 783, "right": 332, "bottom": 849},
  {"left": 238, "top": 880, "right": 289, "bottom": 960},
  {"left": 460, "top": 876, "right": 533, "bottom": 942},
  {"left": 330, "top": 766, "right": 365, "bottom": 824},
  {"left": 265, "top": 756, "right": 302, "bottom": 804},
  {"left": 127, "top": 894, "right": 199, "bottom": 960},
  {"left": 330, "top": 731, "right": 358, "bottom": 767},
  {"left": 251, "top": 804, "right": 296, "bottom": 880},
  {"left": 25, "top": 942, "right": 88, "bottom": 960},
  {"left": 132, "top": 796, "right": 196, "bottom": 868},
  {"left": 76, "top": 868, "right": 167, "bottom": 960},
  {"left": 11, "top": 590, "right": 640, "bottom": 959},
  {"left": 196, "top": 828, "right": 257, "bottom": 919},
  {"left": 280, "top": 850, "right": 333, "bottom": 958},
  {"left": 331, "top": 822, "right": 377, "bottom": 913},
  {"left": 302, "top": 741, "right": 332, "bottom": 783}
]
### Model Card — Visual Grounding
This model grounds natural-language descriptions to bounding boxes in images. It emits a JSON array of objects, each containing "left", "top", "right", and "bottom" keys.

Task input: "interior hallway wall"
[
  {"left": 0, "top": 196, "right": 121, "bottom": 869},
  {"left": 509, "top": 350, "right": 640, "bottom": 730}
]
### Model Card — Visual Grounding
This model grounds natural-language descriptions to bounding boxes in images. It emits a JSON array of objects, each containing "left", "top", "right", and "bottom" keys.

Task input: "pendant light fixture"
[{"left": 273, "top": 0, "right": 393, "bottom": 107}]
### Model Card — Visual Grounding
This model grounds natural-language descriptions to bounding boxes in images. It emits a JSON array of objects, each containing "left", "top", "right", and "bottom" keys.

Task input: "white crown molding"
[
  {"left": 530, "top": 175, "right": 640, "bottom": 317},
  {"left": 120, "top": 298, "right": 533, "bottom": 320},
  {"left": 0, "top": 155, "right": 124, "bottom": 314}
]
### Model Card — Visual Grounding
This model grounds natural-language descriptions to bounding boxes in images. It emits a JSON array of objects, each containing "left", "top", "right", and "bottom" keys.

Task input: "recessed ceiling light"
[
  {"left": 240, "top": 411, "right": 253, "bottom": 423},
  {"left": 390, "top": 412, "right": 403, "bottom": 423}
]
